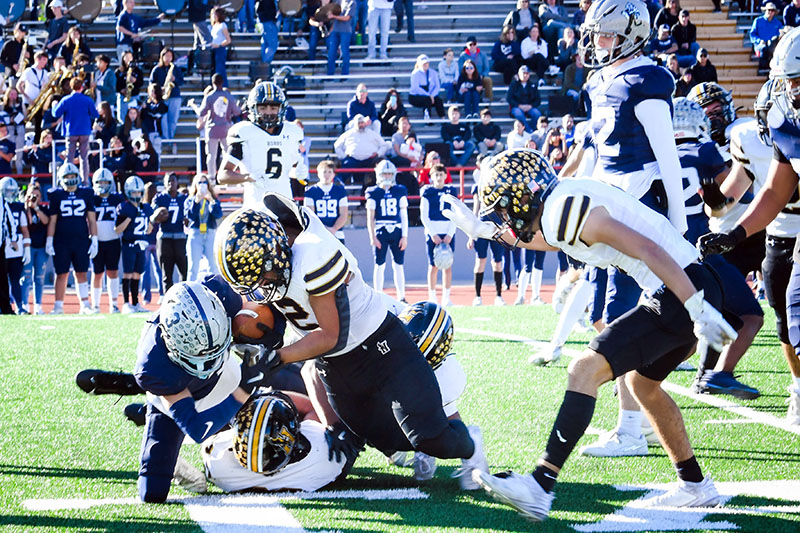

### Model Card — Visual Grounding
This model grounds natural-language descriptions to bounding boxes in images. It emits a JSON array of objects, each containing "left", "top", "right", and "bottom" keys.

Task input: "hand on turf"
[
  {"left": 684, "top": 291, "right": 738, "bottom": 352},
  {"left": 324, "top": 421, "right": 363, "bottom": 463},
  {"left": 440, "top": 194, "right": 499, "bottom": 241}
]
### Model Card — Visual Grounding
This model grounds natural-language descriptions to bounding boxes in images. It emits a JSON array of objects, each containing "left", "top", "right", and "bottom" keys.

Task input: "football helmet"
[
  {"left": 479, "top": 148, "right": 557, "bottom": 243},
  {"left": 375, "top": 159, "right": 397, "bottom": 188},
  {"left": 0, "top": 176, "right": 19, "bottom": 203},
  {"left": 578, "top": 0, "right": 652, "bottom": 68},
  {"left": 215, "top": 208, "right": 293, "bottom": 303},
  {"left": 755, "top": 79, "right": 774, "bottom": 146},
  {"left": 687, "top": 82, "right": 736, "bottom": 145},
  {"left": 124, "top": 175, "right": 145, "bottom": 203},
  {"left": 158, "top": 281, "right": 232, "bottom": 379},
  {"left": 57, "top": 163, "right": 81, "bottom": 189},
  {"left": 233, "top": 391, "right": 300, "bottom": 474},
  {"left": 770, "top": 26, "right": 800, "bottom": 123},
  {"left": 92, "top": 168, "right": 115, "bottom": 196},
  {"left": 433, "top": 242, "right": 454, "bottom": 270},
  {"left": 672, "top": 97, "right": 711, "bottom": 141},
  {"left": 398, "top": 301, "right": 454, "bottom": 370},
  {"left": 247, "top": 81, "right": 288, "bottom": 130}
]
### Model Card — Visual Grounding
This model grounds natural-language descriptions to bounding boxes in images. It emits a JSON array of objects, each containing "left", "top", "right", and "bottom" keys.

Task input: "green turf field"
[{"left": 2, "top": 303, "right": 799, "bottom": 532}]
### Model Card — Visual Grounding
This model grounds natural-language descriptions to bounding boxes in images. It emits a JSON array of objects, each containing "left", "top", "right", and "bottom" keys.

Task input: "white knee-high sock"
[
  {"left": 518, "top": 270, "right": 530, "bottom": 300},
  {"left": 78, "top": 281, "right": 90, "bottom": 306},
  {"left": 393, "top": 263, "right": 405, "bottom": 300},
  {"left": 91, "top": 286, "right": 102, "bottom": 309},
  {"left": 373, "top": 263, "right": 386, "bottom": 293},
  {"left": 617, "top": 409, "right": 643, "bottom": 437},
  {"left": 108, "top": 277, "right": 120, "bottom": 307},
  {"left": 532, "top": 268, "right": 543, "bottom": 300},
  {"left": 551, "top": 278, "right": 593, "bottom": 348}
]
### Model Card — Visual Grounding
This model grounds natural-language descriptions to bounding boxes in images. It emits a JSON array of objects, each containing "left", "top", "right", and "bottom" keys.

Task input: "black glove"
[
  {"left": 696, "top": 225, "right": 747, "bottom": 258},
  {"left": 699, "top": 179, "right": 734, "bottom": 211},
  {"left": 235, "top": 344, "right": 283, "bottom": 393},
  {"left": 324, "top": 421, "right": 363, "bottom": 463},
  {"left": 235, "top": 321, "right": 285, "bottom": 350}
]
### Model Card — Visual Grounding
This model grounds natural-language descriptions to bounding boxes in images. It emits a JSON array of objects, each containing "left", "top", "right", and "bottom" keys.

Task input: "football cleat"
[
  {"left": 413, "top": 452, "right": 437, "bottom": 481},
  {"left": 641, "top": 420, "right": 661, "bottom": 446},
  {"left": 386, "top": 451, "right": 412, "bottom": 468},
  {"left": 441, "top": 298, "right": 454, "bottom": 307},
  {"left": 675, "top": 360, "right": 695, "bottom": 371},
  {"left": 109, "top": 305, "right": 120, "bottom": 314},
  {"left": 173, "top": 456, "right": 208, "bottom": 494},
  {"left": 472, "top": 296, "right": 482, "bottom": 306},
  {"left": 122, "top": 303, "right": 134, "bottom": 314},
  {"left": 513, "top": 294, "right": 525, "bottom": 305},
  {"left": 80, "top": 305, "right": 98, "bottom": 315},
  {"left": 787, "top": 385, "right": 800, "bottom": 425},
  {"left": 528, "top": 345, "right": 562, "bottom": 366},
  {"left": 699, "top": 371, "right": 760, "bottom": 400},
  {"left": 133, "top": 303, "right": 149, "bottom": 313},
  {"left": 578, "top": 430, "right": 648, "bottom": 457},
  {"left": 473, "top": 470, "right": 554, "bottom": 521},
  {"left": 494, "top": 295, "right": 506, "bottom": 306},
  {"left": 75, "top": 369, "right": 143, "bottom": 395},
  {"left": 49, "top": 307, "right": 64, "bottom": 315},
  {"left": 531, "top": 297, "right": 546, "bottom": 305},
  {"left": 453, "top": 425, "right": 489, "bottom": 490},
  {"left": 551, "top": 277, "right": 576, "bottom": 314},
  {"left": 124, "top": 403, "right": 147, "bottom": 426},
  {"left": 641, "top": 477, "right": 720, "bottom": 508}
]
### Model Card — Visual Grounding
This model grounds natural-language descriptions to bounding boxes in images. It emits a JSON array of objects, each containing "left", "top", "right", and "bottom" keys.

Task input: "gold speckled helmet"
[
  {"left": 215, "top": 208, "right": 292, "bottom": 303},
  {"left": 479, "top": 148, "right": 557, "bottom": 243},
  {"left": 233, "top": 391, "right": 300, "bottom": 475},
  {"left": 398, "top": 301, "right": 454, "bottom": 370}
]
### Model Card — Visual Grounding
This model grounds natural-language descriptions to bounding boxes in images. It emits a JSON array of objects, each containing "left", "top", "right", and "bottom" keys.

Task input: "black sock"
[
  {"left": 675, "top": 456, "right": 703, "bottom": 483},
  {"left": 494, "top": 271, "right": 503, "bottom": 296},
  {"left": 540, "top": 390, "right": 596, "bottom": 473},
  {"left": 474, "top": 272, "right": 484, "bottom": 297},
  {"left": 699, "top": 344, "right": 720, "bottom": 375},
  {"left": 131, "top": 279, "right": 140, "bottom": 306},
  {"left": 532, "top": 464, "right": 559, "bottom": 493},
  {"left": 122, "top": 278, "right": 130, "bottom": 304}
]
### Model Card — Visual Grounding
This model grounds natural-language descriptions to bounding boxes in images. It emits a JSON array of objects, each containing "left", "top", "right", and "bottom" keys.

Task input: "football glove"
[
  {"left": 684, "top": 291, "right": 738, "bottom": 352},
  {"left": 698, "top": 179, "right": 733, "bottom": 211},
  {"left": 696, "top": 225, "right": 746, "bottom": 257},
  {"left": 88, "top": 236, "right": 98, "bottom": 259},
  {"left": 234, "top": 309, "right": 286, "bottom": 349},
  {"left": 324, "top": 421, "right": 363, "bottom": 464},
  {"left": 45, "top": 236, "right": 55, "bottom": 256},
  {"left": 440, "top": 194, "right": 500, "bottom": 241},
  {"left": 233, "top": 343, "right": 283, "bottom": 393}
]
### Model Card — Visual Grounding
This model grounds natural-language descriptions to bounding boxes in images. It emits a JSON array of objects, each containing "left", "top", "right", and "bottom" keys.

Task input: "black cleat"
[
  {"left": 124, "top": 403, "right": 147, "bottom": 426},
  {"left": 75, "top": 369, "right": 144, "bottom": 395}
]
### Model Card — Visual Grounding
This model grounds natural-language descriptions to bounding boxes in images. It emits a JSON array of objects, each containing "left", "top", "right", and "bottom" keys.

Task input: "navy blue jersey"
[
  {"left": 94, "top": 193, "right": 125, "bottom": 222},
  {"left": 678, "top": 140, "right": 727, "bottom": 246},
  {"left": 48, "top": 186, "right": 95, "bottom": 238},
  {"left": 133, "top": 274, "right": 243, "bottom": 397},
  {"left": 366, "top": 184, "right": 408, "bottom": 225},
  {"left": 152, "top": 192, "right": 188, "bottom": 234},
  {"left": 116, "top": 201, "right": 154, "bottom": 242},
  {"left": 304, "top": 184, "right": 348, "bottom": 228},
  {"left": 586, "top": 61, "right": 675, "bottom": 173},
  {"left": 422, "top": 185, "right": 458, "bottom": 222}
]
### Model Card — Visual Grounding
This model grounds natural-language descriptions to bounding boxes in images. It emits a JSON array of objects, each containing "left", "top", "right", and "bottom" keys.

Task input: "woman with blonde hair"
[
  {"left": 184, "top": 173, "right": 222, "bottom": 280},
  {"left": 149, "top": 48, "right": 184, "bottom": 148}
]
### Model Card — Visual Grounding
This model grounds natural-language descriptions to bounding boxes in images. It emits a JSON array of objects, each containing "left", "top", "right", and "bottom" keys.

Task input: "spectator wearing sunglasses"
[{"left": 688, "top": 48, "right": 717, "bottom": 85}]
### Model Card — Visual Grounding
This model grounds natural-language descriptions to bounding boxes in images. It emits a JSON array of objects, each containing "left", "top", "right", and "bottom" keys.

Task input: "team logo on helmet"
[
  {"left": 233, "top": 391, "right": 300, "bottom": 474},
  {"left": 124, "top": 175, "right": 145, "bottom": 202},
  {"left": 247, "top": 81, "right": 288, "bottom": 130},
  {"left": 687, "top": 82, "right": 736, "bottom": 145},
  {"left": 672, "top": 97, "right": 711, "bottom": 141},
  {"left": 0, "top": 177, "right": 20, "bottom": 203},
  {"left": 398, "top": 301, "right": 454, "bottom": 369},
  {"left": 578, "top": 0, "right": 652, "bottom": 68},
  {"left": 92, "top": 168, "right": 115, "bottom": 196},
  {"left": 57, "top": 163, "right": 81, "bottom": 189},
  {"left": 375, "top": 159, "right": 397, "bottom": 188}
]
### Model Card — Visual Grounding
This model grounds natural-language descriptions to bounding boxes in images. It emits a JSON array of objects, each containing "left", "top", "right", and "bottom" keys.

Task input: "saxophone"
[
  {"left": 18, "top": 38, "right": 28, "bottom": 74},
  {"left": 71, "top": 38, "right": 80, "bottom": 68},
  {"left": 162, "top": 63, "right": 175, "bottom": 100},
  {"left": 124, "top": 66, "right": 134, "bottom": 102}
]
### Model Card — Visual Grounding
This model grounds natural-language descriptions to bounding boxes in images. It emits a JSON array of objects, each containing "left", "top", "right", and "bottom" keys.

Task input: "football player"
[
  {"left": 421, "top": 164, "right": 458, "bottom": 306},
  {"left": 366, "top": 160, "right": 408, "bottom": 302},
  {"left": 215, "top": 193, "right": 489, "bottom": 490},
  {"left": 1, "top": 177, "right": 30, "bottom": 314},
  {"left": 467, "top": 176, "right": 505, "bottom": 307},
  {"left": 46, "top": 163, "right": 98, "bottom": 314},
  {"left": 217, "top": 81, "right": 308, "bottom": 209},
  {"left": 303, "top": 160, "right": 349, "bottom": 245},
  {"left": 91, "top": 169, "right": 125, "bottom": 313},
  {"left": 442, "top": 148, "right": 736, "bottom": 520},
  {"left": 151, "top": 172, "right": 189, "bottom": 292},
  {"left": 115, "top": 176, "right": 154, "bottom": 314},
  {"left": 699, "top": 27, "right": 800, "bottom": 425}
]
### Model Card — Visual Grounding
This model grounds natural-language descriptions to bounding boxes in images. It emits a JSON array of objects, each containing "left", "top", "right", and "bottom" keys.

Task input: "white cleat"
[
  {"left": 413, "top": 452, "right": 437, "bottom": 481},
  {"left": 473, "top": 470, "right": 554, "bottom": 522},
  {"left": 530, "top": 297, "right": 546, "bottom": 305},
  {"left": 441, "top": 298, "right": 454, "bottom": 307},
  {"left": 642, "top": 477, "right": 720, "bottom": 508},
  {"left": 675, "top": 360, "right": 695, "bottom": 371},
  {"left": 122, "top": 303, "right": 134, "bottom": 314},
  {"left": 453, "top": 425, "right": 488, "bottom": 490},
  {"left": 513, "top": 294, "right": 525, "bottom": 305},
  {"left": 34, "top": 304, "right": 44, "bottom": 315},
  {"left": 787, "top": 385, "right": 800, "bottom": 426},
  {"left": 173, "top": 456, "right": 207, "bottom": 494},
  {"left": 109, "top": 305, "right": 120, "bottom": 314},
  {"left": 386, "top": 451, "right": 412, "bottom": 467},
  {"left": 551, "top": 278, "right": 576, "bottom": 313},
  {"left": 472, "top": 296, "right": 482, "bottom": 306},
  {"left": 494, "top": 296, "right": 506, "bottom": 306},
  {"left": 133, "top": 303, "right": 149, "bottom": 313},
  {"left": 49, "top": 307, "right": 64, "bottom": 315},
  {"left": 578, "top": 430, "right": 648, "bottom": 457},
  {"left": 528, "top": 345, "right": 562, "bottom": 366},
  {"left": 80, "top": 305, "right": 99, "bottom": 315},
  {"left": 641, "top": 423, "right": 661, "bottom": 446}
]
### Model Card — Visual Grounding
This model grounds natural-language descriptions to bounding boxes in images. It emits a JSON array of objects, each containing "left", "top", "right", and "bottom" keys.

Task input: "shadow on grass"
[
  {"left": 0, "top": 515, "right": 199, "bottom": 532},
  {"left": 694, "top": 446, "right": 800, "bottom": 462},
  {"left": 0, "top": 463, "right": 137, "bottom": 482}
]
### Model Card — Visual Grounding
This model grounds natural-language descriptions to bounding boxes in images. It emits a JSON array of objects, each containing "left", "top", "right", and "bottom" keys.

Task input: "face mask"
[{"left": 198, "top": 183, "right": 208, "bottom": 195}]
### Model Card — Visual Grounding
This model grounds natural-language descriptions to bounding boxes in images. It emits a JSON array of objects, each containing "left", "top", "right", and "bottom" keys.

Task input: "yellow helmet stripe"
[
  {"left": 418, "top": 306, "right": 445, "bottom": 356},
  {"left": 247, "top": 398, "right": 271, "bottom": 472}
]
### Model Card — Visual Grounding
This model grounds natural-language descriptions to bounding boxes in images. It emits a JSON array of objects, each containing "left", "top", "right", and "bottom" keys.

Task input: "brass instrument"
[
  {"left": 124, "top": 66, "right": 134, "bottom": 103},
  {"left": 162, "top": 63, "right": 175, "bottom": 100},
  {"left": 18, "top": 38, "right": 29, "bottom": 75},
  {"left": 71, "top": 38, "right": 80, "bottom": 68},
  {"left": 25, "top": 69, "right": 63, "bottom": 120}
]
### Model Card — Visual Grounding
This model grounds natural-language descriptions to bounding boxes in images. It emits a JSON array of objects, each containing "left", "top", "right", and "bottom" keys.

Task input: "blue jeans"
[
  {"left": 308, "top": 26, "right": 321, "bottom": 60},
  {"left": 394, "top": 0, "right": 414, "bottom": 39},
  {"left": 327, "top": 31, "right": 352, "bottom": 75},
  {"left": 260, "top": 20, "right": 279, "bottom": 63},
  {"left": 159, "top": 97, "right": 181, "bottom": 140},
  {"left": 351, "top": 0, "right": 368, "bottom": 43},
  {"left": 677, "top": 42, "right": 701, "bottom": 68},
  {"left": 212, "top": 46, "right": 228, "bottom": 87},
  {"left": 510, "top": 106, "right": 541, "bottom": 132},
  {"left": 278, "top": 14, "right": 299, "bottom": 33},
  {"left": 459, "top": 89, "right": 480, "bottom": 116},
  {"left": 442, "top": 82, "right": 456, "bottom": 102},
  {"left": 21, "top": 247, "right": 49, "bottom": 306},
  {"left": 187, "top": 227, "right": 218, "bottom": 281},
  {"left": 237, "top": 0, "right": 255, "bottom": 32},
  {"left": 447, "top": 140, "right": 476, "bottom": 167}
]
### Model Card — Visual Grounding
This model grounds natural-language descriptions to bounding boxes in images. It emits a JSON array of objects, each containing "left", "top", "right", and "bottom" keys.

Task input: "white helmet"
[
  {"left": 57, "top": 163, "right": 81, "bottom": 189},
  {"left": 672, "top": 97, "right": 711, "bottom": 141},
  {"left": 159, "top": 281, "right": 232, "bottom": 379},
  {"left": 578, "top": 0, "right": 652, "bottom": 68},
  {"left": 0, "top": 177, "right": 19, "bottom": 203},
  {"left": 375, "top": 159, "right": 397, "bottom": 188},
  {"left": 124, "top": 175, "right": 145, "bottom": 203},
  {"left": 770, "top": 26, "right": 800, "bottom": 123},
  {"left": 433, "top": 243, "right": 454, "bottom": 270},
  {"left": 92, "top": 168, "right": 115, "bottom": 196}
]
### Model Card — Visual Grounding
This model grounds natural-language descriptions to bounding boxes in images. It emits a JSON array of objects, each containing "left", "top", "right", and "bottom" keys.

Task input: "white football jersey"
[
  {"left": 435, "top": 355, "right": 466, "bottom": 417},
  {"left": 273, "top": 208, "right": 389, "bottom": 357},
  {"left": 203, "top": 420, "right": 344, "bottom": 492},
  {"left": 540, "top": 178, "right": 699, "bottom": 292},
  {"left": 222, "top": 120, "right": 306, "bottom": 209}
]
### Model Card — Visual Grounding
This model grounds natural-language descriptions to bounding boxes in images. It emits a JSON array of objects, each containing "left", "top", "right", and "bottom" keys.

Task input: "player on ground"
[
  {"left": 115, "top": 176, "right": 154, "bottom": 314},
  {"left": 303, "top": 160, "right": 349, "bottom": 245},
  {"left": 366, "top": 160, "right": 408, "bottom": 302},
  {"left": 443, "top": 148, "right": 736, "bottom": 520},
  {"left": 91, "top": 169, "right": 124, "bottom": 313},
  {"left": 46, "top": 163, "right": 98, "bottom": 314},
  {"left": 217, "top": 81, "right": 308, "bottom": 209}
]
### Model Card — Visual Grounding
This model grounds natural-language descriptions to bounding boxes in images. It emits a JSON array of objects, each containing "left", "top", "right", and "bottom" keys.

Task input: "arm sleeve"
[
  {"left": 400, "top": 204, "right": 408, "bottom": 237},
  {"left": 167, "top": 395, "right": 243, "bottom": 444},
  {"left": 420, "top": 191, "right": 432, "bottom": 232},
  {"left": 634, "top": 98, "right": 688, "bottom": 234}
]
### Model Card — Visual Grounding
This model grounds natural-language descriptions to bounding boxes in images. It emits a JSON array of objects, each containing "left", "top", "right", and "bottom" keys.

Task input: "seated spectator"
[
  {"left": 0, "top": 87, "right": 25, "bottom": 174},
  {"left": 538, "top": 0, "right": 571, "bottom": 52},
  {"left": 399, "top": 132, "right": 423, "bottom": 169},
  {"left": 0, "top": 123, "right": 16, "bottom": 175},
  {"left": 507, "top": 65, "right": 541, "bottom": 132},
  {"left": 418, "top": 151, "right": 453, "bottom": 186},
  {"left": 750, "top": 2, "right": 784, "bottom": 71},
  {"left": 440, "top": 105, "right": 476, "bottom": 167},
  {"left": 474, "top": 108, "right": 504, "bottom": 161},
  {"left": 92, "top": 102, "right": 119, "bottom": 150},
  {"left": 409, "top": 54, "right": 445, "bottom": 119},
  {"left": 561, "top": 114, "right": 575, "bottom": 149},
  {"left": 130, "top": 135, "right": 159, "bottom": 179},
  {"left": 666, "top": 53, "right": 681, "bottom": 80},
  {"left": 672, "top": 9, "right": 699, "bottom": 67},
  {"left": 438, "top": 48, "right": 459, "bottom": 103},
  {"left": 690, "top": 48, "right": 717, "bottom": 84},
  {"left": 549, "top": 146, "right": 567, "bottom": 172},
  {"left": 379, "top": 88, "right": 408, "bottom": 137},
  {"left": 654, "top": 0, "right": 680, "bottom": 31},
  {"left": 572, "top": 0, "right": 591, "bottom": 28},
  {"left": 23, "top": 130, "right": 55, "bottom": 178},
  {"left": 504, "top": 0, "right": 541, "bottom": 43},
  {"left": 347, "top": 83, "right": 380, "bottom": 134},
  {"left": 649, "top": 24, "right": 678, "bottom": 63},
  {"left": 105, "top": 136, "right": 129, "bottom": 186},
  {"left": 542, "top": 126, "right": 566, "bottom": 161},
  {"left": 785, "top": 0, "right": 800, "bottom": 28},
  {"left": 530, "top": 115, "right": 550, "bottom": 149},
  {"left": 140, "top": 83, "right": 168, "bottom": 156},
  {"left": 456, "top": 60, "right": 484, "bottom": 118},
  {"left": 491, "top": 25, "right": 522, "bottom": 85},
  {"left": 334, "top": 114, "right": 389, "bottom": 184},
  {"left": 521, "top": 23, "right": 549, "bottom": 80},
  {"left": 506, "top": 119, "right": 534, "bottom": 149},
  {"left": 58, "top": 26, "right": 93, "bottom": 66},
  {"left": 459, "top": 36, "right": 494, "bottom": 100},
  {"left": 390, "top": 116, "right": 415, "bottom": 167},
  {"left": 675, "top": 68, "right": 693, "bottom": 97},
  {"left": 554, "top": 26, "right": 578, "bottom": 70},
  {"left": 118, "top": 104, "right": 143, "bottom": 153},
  {"left": 562, "top": 54, "right": 587, "bottom": 114}
]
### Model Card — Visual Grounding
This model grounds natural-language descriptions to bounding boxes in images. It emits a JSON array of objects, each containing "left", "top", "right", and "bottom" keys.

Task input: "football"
[
  {"left": 153, "top": 206, "right": 170, "bottom": 223},
  {"left": 232, "top": 301, "right": 276, "bottom": 343}
]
